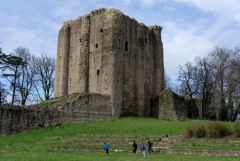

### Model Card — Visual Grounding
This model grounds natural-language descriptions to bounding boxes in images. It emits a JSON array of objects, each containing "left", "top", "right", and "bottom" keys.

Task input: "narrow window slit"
[
  {"left": 97, "top": 69, "right": 100, "bottom": 75},
  {"left": 125, "top": 41, "right": 128, "bottom": 51}
]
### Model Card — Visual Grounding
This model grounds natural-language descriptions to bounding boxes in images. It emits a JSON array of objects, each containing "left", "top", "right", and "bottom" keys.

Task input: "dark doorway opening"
[{"left": 150, "top": 97, "right": 159, "bottom": 117}]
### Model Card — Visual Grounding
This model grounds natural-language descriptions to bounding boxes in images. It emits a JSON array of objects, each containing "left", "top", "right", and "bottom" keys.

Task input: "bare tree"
[
  {"left": 0, "top": 45, "right": 4, "bottom": 72},
  {"left": 0, "top": 82, "right": 8, "bottom": 105},
  {"left": 15, "top": 47, "right": 36, "bottom": 105},
  {"left": 228, "top": 48, "right": 240, "bottom": 121},
  {"left": 33, "top": 53, "right": 55, "bottom": 101},
  {"left": 209, "top": 47, "right": 232, "bottom": 120},
  {"left": 1, "top": 53, "right": 26, "bottom": 105},
  {"left": 178, "top": 62, "right": 198, "bottom": 99},
  {"left": 0, "top": 44, "right": 9, "bottom": 105},
  {"left": 194, "top": 57, "right": 214, "bottom": 102},
  {"left": 177, "top": 46, "right": 240, "bottom": 121},
  {"left": 0, "top": 47, "right": 8, "bottom": 67},
  {"left": 194, "top": 57, "right": 215, "bottom": 119},
  {"left": 0, "top": 45, "right": 2, "bottom": 59}
]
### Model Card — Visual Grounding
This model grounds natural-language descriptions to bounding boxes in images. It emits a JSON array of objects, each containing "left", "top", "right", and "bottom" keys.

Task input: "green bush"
[
  {"left": 234, "top": 122, "right": 240, "bottom": 137},
  {"left": 186, "top": 122, "right": 233, "bottom": 138},
  {"left": 186, "top": 125, "right": 207, "bottom": 138},
  {"left": 208, "top": 122, "right": 231, "bottom": 138},
  {"left": 195, "top": 125, "right": 207, "bottom": 138},
  {"left": 186, "top": 126, "right": 194, "bottom": 138}
]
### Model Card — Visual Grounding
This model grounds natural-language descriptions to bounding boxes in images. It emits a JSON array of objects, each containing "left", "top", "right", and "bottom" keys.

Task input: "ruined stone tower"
[
  {"left": 54, "top": 8, "right": 165, "bottom": 117},
  {"left": 0, "top": 8, "right": 207, "bottom": 137}
]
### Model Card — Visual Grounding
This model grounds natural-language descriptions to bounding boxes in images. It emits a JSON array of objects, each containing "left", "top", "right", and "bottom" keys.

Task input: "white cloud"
[
  {"left": 1, "top": 0, "right": 239, "bottom": 82},
  {"left": 0, "top": 27, "right": 56, "bottom": 57},
  {"left": 140, "top": 0, "right": 155, "bottom": 6},
  {"left": 52, "top": 7, "right": 75, "bottom": 18},
  {"left": 176, "top": 0, "right": 240, "bottom": 22},
  {"left": 162, "top": 16, "right": 240, "bottom": 77},
  {"left": 161, "top": 0, "right": 240, "bottom": 78},
  {"left": 118, "top": 0, "right": 133, "bottom": 6},
  {"left": 163, "top": 21, "right": 215, "bottom": 77}
]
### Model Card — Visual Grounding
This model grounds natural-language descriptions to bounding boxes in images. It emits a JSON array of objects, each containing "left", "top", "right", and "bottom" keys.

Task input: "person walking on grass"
[
  {"left": 141, "top": 142, "right": 147, "bottom": 159},
  {"left": 103, "top": 142, "right": 109, "bottom": 155},
  {"left": 147, "top": 138, "right": 154, "bottom": 153},
  {"left": 132, "top": 140, "right": 138, "bottom": 154}
]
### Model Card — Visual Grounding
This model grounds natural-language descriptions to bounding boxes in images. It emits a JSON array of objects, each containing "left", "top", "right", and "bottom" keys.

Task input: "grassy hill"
[{"left": 0, "top": 117, "right": 239, "bottom": 161}]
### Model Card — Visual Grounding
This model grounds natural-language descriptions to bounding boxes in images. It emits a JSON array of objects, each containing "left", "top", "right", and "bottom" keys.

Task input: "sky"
[{"left": 0, "top": 0, "right": 240, "bottom": 80}]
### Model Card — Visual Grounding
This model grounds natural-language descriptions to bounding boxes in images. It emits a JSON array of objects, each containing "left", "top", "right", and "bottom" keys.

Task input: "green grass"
[
  {"left": 172, "top": 139, "right": 240, "bottom": 151},
  {"left": 0, "top": 117, "right": 239, "bottom": 161},
  {"left": 0, "top": 151, "right": 239, "bottom": 161},
  {"left": 39, "top": 93, "right": 79, "bottom": 106}
]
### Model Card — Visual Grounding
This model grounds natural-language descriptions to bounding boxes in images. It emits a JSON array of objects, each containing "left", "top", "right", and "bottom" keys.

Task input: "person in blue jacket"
[{"left": 103, "top": 142, "right": 109, "bottom": 155}]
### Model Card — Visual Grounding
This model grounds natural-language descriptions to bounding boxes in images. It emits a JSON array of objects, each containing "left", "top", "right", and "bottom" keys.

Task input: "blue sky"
[{"left": 0, "top": 0, "right": 240, "bottom": 80}]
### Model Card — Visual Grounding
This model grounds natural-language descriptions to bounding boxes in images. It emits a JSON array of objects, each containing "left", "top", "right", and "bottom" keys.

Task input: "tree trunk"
[{"left": 11, "top": 67, "right": 18, "bottom": 105}]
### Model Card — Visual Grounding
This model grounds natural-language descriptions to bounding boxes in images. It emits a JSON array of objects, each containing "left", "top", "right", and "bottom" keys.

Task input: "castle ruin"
[
  {"left": 54, "top": 8, "right": 165, "bottom": 117},
  {"left": 0, "top": 8, "right": 204, "bottom": 136}
]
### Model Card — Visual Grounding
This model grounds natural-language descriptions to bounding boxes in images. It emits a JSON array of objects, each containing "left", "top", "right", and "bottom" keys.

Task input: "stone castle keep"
[
  {"left": 0, "top": 8, "right": 204, "bottom": 136},
  {"left": 54, "top": 8, "right": 165, "bottom": 117}
]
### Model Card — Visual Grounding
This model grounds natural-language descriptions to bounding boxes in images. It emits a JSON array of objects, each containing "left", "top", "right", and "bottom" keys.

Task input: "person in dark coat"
[
  {"left": 147, "top": 138, "right": 154, "bottom": 153},
  {"left": 132, "top": 140, "right": 138, "bottom": 153}
]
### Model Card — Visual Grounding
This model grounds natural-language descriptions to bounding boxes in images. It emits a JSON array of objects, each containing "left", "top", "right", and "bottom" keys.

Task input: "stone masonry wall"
[
  {"left": 159, "top": 89, "right": 177, "bottom": 120},
  {"left": 54, "top": 8, "right": 164, "bottom": 118},
  {"left": 158, "top": 89, "right": 202, "bottom": 120},
  {"left": 0, "top": 93, "right": 112, "bottom": 136},
  {"left": 111, "top": 10, "right": 164, "bottom": 117},
  {"left": 55, "top": 8, "right": 116, "bottom": 97}
]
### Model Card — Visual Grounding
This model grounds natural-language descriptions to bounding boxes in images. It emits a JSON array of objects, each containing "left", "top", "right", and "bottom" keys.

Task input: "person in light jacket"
[{"left": 141, "top": 143, "right": 147, "bottom": 159}]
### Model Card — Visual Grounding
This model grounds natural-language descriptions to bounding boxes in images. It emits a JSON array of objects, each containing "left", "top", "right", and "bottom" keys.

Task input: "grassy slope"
[{"left": 0, "top": 117, "right": 238, "bottom": 161}]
